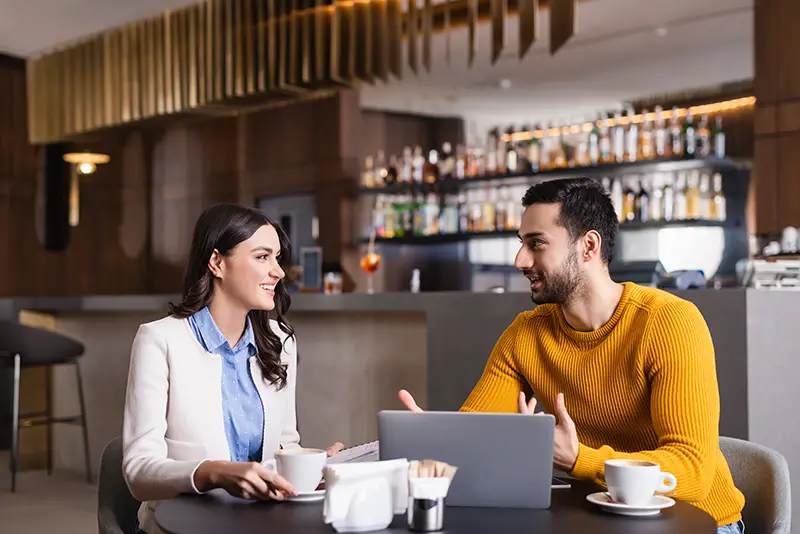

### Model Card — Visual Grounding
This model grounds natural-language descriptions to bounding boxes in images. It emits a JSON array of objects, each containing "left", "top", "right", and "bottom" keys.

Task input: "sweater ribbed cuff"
[{"left": 570, "top": 443, "right": 605, "bottom": 481}]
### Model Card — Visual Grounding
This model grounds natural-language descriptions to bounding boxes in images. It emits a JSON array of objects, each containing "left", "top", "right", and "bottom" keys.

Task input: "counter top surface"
[{"left": 0, "top": 288, "right": 757, "bottom": 317}]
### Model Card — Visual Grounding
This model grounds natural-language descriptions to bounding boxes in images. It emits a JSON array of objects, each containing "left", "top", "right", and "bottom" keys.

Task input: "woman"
[{"left": 122, "top": 204, "right": 343, "bottom": 534}]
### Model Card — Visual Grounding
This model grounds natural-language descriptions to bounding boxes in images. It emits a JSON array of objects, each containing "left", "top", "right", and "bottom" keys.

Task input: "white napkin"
[
  {"left": 408, "top": 476, "right": 451, "bottom": 500},
  {"left": 323, "top": 459, "right": 409, "bottom": 533}
]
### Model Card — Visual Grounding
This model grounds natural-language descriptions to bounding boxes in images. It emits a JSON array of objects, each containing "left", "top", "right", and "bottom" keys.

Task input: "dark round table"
[{"left": 154, "top": 480, "right": 717, "bottom": 534}]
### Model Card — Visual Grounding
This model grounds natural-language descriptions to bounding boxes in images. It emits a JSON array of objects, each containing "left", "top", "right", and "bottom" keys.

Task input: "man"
[{"left": 398, "top": 178, "right": 745, "bottom": 534}]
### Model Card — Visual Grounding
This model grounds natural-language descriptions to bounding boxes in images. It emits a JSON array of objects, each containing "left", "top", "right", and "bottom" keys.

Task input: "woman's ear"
[{"left": 208, "top": 249, "right": 224, "bottom": 278}]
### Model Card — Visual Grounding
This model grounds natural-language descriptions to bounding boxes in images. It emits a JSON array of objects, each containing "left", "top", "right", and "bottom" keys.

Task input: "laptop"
[{"left": 378, "top": 410, "right": 559, "bottom": 509}]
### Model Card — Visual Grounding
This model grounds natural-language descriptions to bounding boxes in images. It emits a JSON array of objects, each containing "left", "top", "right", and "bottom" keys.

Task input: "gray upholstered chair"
[
  {"left": 98, "top": 437, "right": 141, "bottom": 534},
  {"left": 720, "top": 436, "right": 791, "bottom": 534}
]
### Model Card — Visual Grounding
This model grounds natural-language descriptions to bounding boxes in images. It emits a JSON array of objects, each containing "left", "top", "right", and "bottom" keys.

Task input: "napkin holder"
[
  {"left": 323, "top": 459, "right": 409, "bottom": 533},
  {"left": 407, "top": 477, "right": 451, "bottom": 532}
]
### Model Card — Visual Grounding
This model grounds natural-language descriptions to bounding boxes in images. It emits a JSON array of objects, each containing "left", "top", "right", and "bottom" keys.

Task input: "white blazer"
[{"left": 122, "top": 316, "right": 301, "bottom": 534}]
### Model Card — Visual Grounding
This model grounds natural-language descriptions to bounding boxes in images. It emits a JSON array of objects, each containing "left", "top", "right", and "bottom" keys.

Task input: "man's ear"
[{"left": 582, "top": 230, "right": 603, "bottom": 262}]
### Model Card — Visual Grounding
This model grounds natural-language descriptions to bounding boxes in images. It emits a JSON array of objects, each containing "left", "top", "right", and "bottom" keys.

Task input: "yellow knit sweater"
[{"left": 460, "top": 282, "right": 744, "bottom": 526}]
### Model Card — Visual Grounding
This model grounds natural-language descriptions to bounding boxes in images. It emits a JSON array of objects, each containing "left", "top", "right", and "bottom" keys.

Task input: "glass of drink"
[{"left": 360, "top": 250, "right": 381, "bottom": 294}]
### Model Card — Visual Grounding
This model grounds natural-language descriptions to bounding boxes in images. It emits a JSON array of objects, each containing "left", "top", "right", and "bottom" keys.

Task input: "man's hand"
[
  {"left": 400, "top": 389, "right": 579, "bottom": 470},
  {"left": 552, "top": 393, "right": 579, "bottom": 471},
  {"left": 517, "top": 391, "right": 538, "bottom": 414},
  {"left": 398, "top": 389, "right": 423, "bottom": 412}
]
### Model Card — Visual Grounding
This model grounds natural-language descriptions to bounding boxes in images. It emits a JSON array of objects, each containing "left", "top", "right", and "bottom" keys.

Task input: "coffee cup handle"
[
  {"left": 656, "top": 472, "right": 677, "bottom": 494},
  {"left": 262, "top": 459, "right": 277, "bottom": 471}
]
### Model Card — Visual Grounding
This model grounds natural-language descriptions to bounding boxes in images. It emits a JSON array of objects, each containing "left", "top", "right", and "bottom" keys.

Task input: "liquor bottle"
[
  {"left": 610, "top": 177, "right": 624, "bottom": 223},
  {"left": 485, "top": 130, "right": 498, "bottom": 175},
  {"left": 540, "top": 124, "right": 552, "bottom": 170},
  {"left": 505, "top": 127, "right": 518, "bottom": 174},
  {"left": 713, "top": 116, "right": 726, "bottom": 158},
  {"left": 553, "top": 123, "right": 568, "bottom": 168},
  {"left": 588, "top": 114, "right": 601, "bottom": 166},
  {"left": 495, "top": 128, "right": 507, "bottom": 175},
  {"left": 444, "top": 195, "right": 459, "bottom": 234},
  {"left": 625, "top": 107, "right": 639, "bottom": 162},
  {"left": 412, "top": 146, "right": 425, "bottom": 183},
  {"left": 515, "top": 125, "right": 530, "bottom": 173},
  {"left": 685, "top": 170, "right": 700, "bottom": 219},
  {"left": 640, "top": 109, "right": 654, "bottom": 160},
  {"left": 654, "top": 105, "right": 667, "bottom": 158},
  {"left": 698, "top": 173, "right": 711, "bottom": 219},
  {"left": 683, "top": 110, "right": 697, "bottom": 157},
  {"left": 470, "top": 191, "right": 483, "bottom": 232},
  {"left": 650, "top": 173, "right": 664, "bottom": 221},
  {"left": 710, "top": 173, "right": 726, "bottom": 221},
  {"left": 375, "top": 150, "right": 388, "bottom": 186},
  {"left": 527, "top": 126, "right": 541, "bottom": 173},
  {"left": 574, "top": 121, "right": 589, "bottom": 167},
  {"left": 504, "top": 187, "right": 518, "bottom": 230},
  {"left": 373, "top": 195, "right": 386, "bottom": 237},
  {"left": 673, "top": 172, "right": 687, "bottom": 220},
  {"left": 391, "top": 196, "right": 404, "bottom": 238},
  {"left": 495, "top": 188, "right": 508, "bottom": 231},
  {"left": 402, "top": 194, "right": 414, "bottom": 236},
  {"left": 423, "top": 149, "right": 439, "bottom": 183},
  {"left": 386, "top": 154, "right": 399, "bottom": 184},
  {"left": 382, "top": 198, "right": 398, "bottom": 239},
  {"left": 362, "top": 155, "right": 375, "bottom": 187},
  {"left": 484, "top": 189, "right": 497, "bottom": 231},
  {"left": 424, "top": 193, "right": 439, "bottom": 234},
  {"left": 458, "top": 192, "right": 469, "bottom": 232},
  {"left": 697, "top": 114, "right": 711, "bottom": 157},
  {"left": 622, "top": 178, "right": 637, "bottom": 222},
  {"left": 636, "top": 179, "right": 650, "bottom": 222},
  {"left": 401, "top": 146, "right": 413, "bottom": 183},
  {"left": 612, "top": 111, "right": 625, "bottom": 163},
  {"left": 662, "top": 173, "right": 675, "bottom": 221},
  {"left": 454, "top": 144, "right": 467, "bottom": 179},
  {"left": 599, "top": 114, "right": 612, "bottom": 163},
  {"left": 669, "top": 107, "right": 682, "bottom": 157},
  {"left": 440, "top": 142, "right": 455, "bottom": 179},
  {"left": 413, "top": 193, "right": 426, "bottom": 234}
]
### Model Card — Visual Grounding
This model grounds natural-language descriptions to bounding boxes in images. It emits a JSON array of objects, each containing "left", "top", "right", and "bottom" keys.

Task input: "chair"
[
  {"left": 98, "top": 437, "right": 141, "bottom": 534},
  {"left": 0, "top": 320, "right": 91, "bottom": 491},
  {"left": 720, "top": 436, "right": 792, "bottom": 534}
]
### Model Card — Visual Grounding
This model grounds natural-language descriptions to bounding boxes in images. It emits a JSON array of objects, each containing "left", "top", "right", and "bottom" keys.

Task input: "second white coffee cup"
[
  {"left": 604, "top": 459, "right": 677, "bottom": 506},
  {"left": 263, "top": 448, "right": 327, "bottom": 493}
]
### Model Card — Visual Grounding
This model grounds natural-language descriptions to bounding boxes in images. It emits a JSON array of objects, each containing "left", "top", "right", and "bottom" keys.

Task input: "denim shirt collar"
[{"left": 193, "top": 306, "right": 256, "bottom": 355}]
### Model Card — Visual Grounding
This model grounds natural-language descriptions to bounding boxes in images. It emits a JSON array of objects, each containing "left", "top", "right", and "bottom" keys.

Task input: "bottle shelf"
[
  {"left": 362, "top": 219, "right": 727, "bottom": 246},
  {"left": 357, "top": 155, "right": 749, "bottom": 195}
]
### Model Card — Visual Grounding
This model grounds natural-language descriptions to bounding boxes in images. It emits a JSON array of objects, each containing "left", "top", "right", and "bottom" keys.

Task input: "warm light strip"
[
  {"left": 63, "top": 152, "right": 111, "bottom": 165},
  {"left": 503, "top": 96, "right": 757, "bottom": 142}
]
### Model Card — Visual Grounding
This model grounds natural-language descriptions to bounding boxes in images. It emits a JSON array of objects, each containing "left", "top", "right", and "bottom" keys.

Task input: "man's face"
[{"left": 513, "top": 202, "right": 584, "bottom": 305}]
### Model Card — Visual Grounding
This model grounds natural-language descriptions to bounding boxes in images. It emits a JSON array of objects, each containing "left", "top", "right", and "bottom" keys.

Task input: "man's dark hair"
[{"left": 521, "top": 177, "right": 618, "bottom": 265}]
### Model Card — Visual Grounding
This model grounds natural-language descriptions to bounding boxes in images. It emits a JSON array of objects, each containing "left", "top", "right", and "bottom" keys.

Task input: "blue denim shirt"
[{"left": 188, "top": 306, "right": 265, "bottom": 463}]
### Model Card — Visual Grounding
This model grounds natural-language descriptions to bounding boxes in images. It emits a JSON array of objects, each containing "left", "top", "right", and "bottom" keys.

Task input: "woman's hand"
[
  {"left": 193, "top": 460, "right": 297, "bottom": 500},
  {"left": 325, "top": 442, "right": 345, "bottom": 456}
]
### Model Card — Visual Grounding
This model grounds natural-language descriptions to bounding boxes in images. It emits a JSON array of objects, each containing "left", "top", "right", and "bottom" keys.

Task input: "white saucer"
[
  {"left": 286, "top": 489, "right": 325, "bottom": 503},
  {"left": 586, "top": 492, "right": 675, "bottom": 516}
]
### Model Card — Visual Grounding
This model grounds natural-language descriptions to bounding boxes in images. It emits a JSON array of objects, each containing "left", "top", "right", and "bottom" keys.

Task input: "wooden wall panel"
[
  {"left": 753, "top": 0, "right": 800, "bottom": 234},
  {"left": 0, "top": 57, "right": 151, "bottom": 298}
]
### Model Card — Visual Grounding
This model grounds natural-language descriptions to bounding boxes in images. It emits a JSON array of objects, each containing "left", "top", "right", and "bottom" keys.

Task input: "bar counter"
[{"left": 0, "top": 289, "right": 796, "bottom": 523}]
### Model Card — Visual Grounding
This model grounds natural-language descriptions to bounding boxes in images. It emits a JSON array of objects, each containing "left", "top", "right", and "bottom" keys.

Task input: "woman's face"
[{"left": 211, "top": 224, "right": 286, "bottom": 312}]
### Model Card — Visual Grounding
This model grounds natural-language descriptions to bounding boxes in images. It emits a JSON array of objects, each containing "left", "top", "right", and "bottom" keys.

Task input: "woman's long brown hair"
[{"left": 168, "top": 204, "right": 295, "bottom": 389}]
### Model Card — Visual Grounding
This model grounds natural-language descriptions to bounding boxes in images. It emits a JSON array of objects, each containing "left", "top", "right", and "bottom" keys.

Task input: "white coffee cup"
[
  {"left": 264, "top": 448, "right": 327, "bottom": 493},
  {"left": 604, "top": 459, "right": 677, "bottom": 506}
]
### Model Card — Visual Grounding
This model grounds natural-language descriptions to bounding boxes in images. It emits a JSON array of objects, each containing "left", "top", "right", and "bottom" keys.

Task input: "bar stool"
[{"left": 0, "top": 320, "right": 91, "bottom": 491}]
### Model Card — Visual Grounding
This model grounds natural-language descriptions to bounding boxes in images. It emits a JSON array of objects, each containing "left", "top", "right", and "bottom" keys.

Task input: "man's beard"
[{"left": 525, "top": 246, "right": 584, "bottom": 305}]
